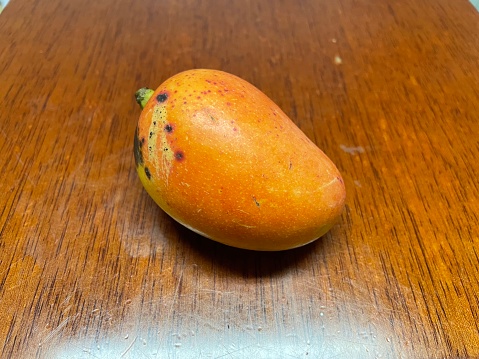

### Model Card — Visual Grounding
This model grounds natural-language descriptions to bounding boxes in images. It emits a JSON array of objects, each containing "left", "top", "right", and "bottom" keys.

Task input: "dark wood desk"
[{"left": 1, "top": 0, "right": 479, "bottom": 357}]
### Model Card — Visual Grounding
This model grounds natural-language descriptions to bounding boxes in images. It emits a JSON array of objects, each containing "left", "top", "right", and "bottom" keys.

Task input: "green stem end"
[{"left": 135, "top": 88, "right": 155, "bottom": 109}]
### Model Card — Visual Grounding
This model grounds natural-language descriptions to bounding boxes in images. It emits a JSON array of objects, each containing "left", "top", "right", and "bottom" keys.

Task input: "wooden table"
[{"left": 1, "top": 0, "right": 479, "bottom": 357}]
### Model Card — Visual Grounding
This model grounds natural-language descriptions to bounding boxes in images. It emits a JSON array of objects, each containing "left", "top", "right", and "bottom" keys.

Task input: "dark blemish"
[
  {"left": 141, "top": 137, "right": 145, "bottom": 145},
  {"left": 153, "top": 121, "right": 156, "bottom": 125},
  {"left": 197, "top": 96, "right": 201, "bottom": 99},
  {"left": 164, "top": 124, "right": 173, "bottom": 133},
  {"left": 233, "top": 127, "right": 237, "bottom": 132},
  {"left": 210, "top": 115, "right": 217, "bottom": 122},
  {"left": 149, "top": 131, "right": 153, "bottom": 139},
  {"left": 157, "top": 93, "right": 168, "bottom": 103},
  {"left": 253, "top": 196, "right": 260, "bottom": 207},
  {"left": 337, "top": 176, "right": 343, "bottom": 184},
  {"left": 289, "top": 161, "right": 293, "bottom": 170},
  {"left": 174, "top": 150, "right": 184, "bottom": 161},
  {"left": 144, "top": 167, "right": 151, "bottom": 180},
  {"left": 133, "top": 127, "right": 143, "bottom": 166},
  {"left": 164, "top": 147, "right": 168, "bottom": 151}
]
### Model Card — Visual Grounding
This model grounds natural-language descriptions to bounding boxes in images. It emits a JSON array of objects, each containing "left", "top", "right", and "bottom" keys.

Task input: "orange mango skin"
[{"left": 134, "top": 69, "right": 345, "bottom": 251}]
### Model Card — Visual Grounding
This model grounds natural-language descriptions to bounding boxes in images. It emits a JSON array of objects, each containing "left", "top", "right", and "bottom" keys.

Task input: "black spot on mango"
[
  {"left": 157, "top": 93, "right": 168, "bottom": 103},
  {"left": 174, "top": 150, "right": 184, "bottom": 161},
  {"left": 133, "top": 127, "right": 143, "bottom": 166},
  {"left": 144, "top": 167, "right": 151, "bottom": 179}
]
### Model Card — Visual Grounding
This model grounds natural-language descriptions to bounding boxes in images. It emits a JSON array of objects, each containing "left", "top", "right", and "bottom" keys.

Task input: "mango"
[{"left": 134, "top": 69, "right": 345, "bottom": 251}]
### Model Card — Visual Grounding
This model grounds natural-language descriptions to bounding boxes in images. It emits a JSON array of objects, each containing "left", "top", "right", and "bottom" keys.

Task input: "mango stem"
[{"left": 135, "top": 88, "right": 154, "bottom": 109}]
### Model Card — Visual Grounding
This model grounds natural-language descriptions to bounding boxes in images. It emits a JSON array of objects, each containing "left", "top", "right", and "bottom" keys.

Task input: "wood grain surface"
[{"left": 1, "top": 0, "right": 479, "bottom": 358}]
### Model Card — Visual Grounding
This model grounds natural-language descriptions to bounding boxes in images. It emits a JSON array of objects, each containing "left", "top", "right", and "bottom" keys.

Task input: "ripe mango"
[{"left": 134, "top": 69, "right": 345, "bottom": 251}]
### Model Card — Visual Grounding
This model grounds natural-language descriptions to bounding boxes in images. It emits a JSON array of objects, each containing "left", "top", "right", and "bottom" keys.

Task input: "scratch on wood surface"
[
  {"left": 340, "top": 144, "right": 366, "bottom": 155},
  {"left": 120, "top": 336, "right": 137, "bottom": 357},
  {"left": 0, "top": 127, "right": 7, "bottom": 141},
  {"left": 60, "top": 293, "right": 73, "bottom": 306},
  {"left": 203, "top": 321, "right": 223, "bottom": 332},
  {"left": 38, "top": 313, "right": 80, "bottom": 347},
  {"left": 169, "top": 268, "right": 184, "bottom": 315},
  {"left": 199, "top": 289, "right": 235, "bottom": 295},
  {"left": 214, "top": 343, "right": 257, "bottom": 359}
]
